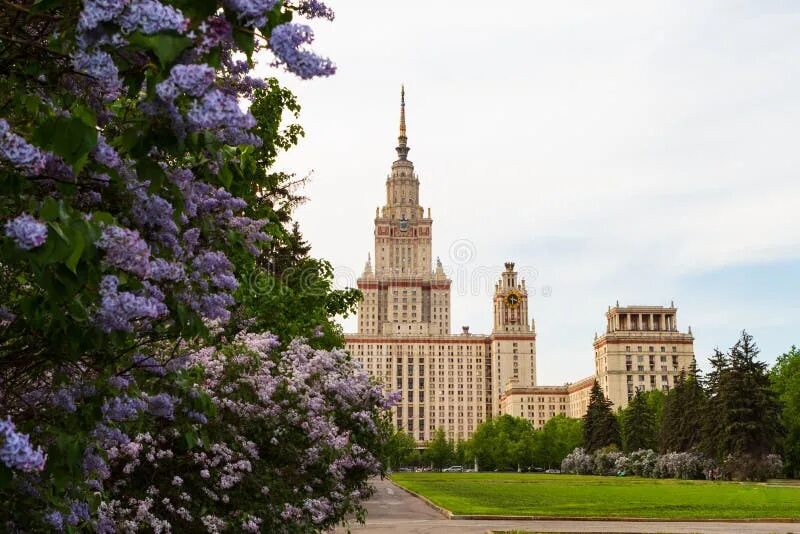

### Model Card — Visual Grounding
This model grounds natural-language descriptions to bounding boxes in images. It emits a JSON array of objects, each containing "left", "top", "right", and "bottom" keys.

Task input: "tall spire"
[{"left": 396, "top": 85, "right": 410, "bottom": 160}]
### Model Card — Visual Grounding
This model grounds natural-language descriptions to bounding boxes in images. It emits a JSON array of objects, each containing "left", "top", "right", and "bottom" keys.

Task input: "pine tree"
[
  {"left": 660, "top": 363, "right": 706, "bottom": 453},
  {"left": 582, "top": 381, "right": 621, "bottom": 452},
  {"left": 622, "top": 389, "right": 657, "bottom": 452},
  {"left": 703, "top": 332, "right": 783, "bottom": 462},
  {"left": 701, "top": 348, "right": 729, "bottom": 458}
]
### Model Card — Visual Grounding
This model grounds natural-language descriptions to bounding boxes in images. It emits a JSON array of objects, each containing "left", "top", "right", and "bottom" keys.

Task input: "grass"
[{"left": 390, "top": 473, "right": 800, "bottom": 520}]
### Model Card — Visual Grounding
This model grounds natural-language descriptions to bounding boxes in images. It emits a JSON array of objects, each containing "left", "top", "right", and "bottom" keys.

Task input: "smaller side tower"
[
  {"left": 490, "top": 262, "right": 537, "bottom": 414},
  {"left": 594, "top": 303, "right": 695, "bottom": 409}
]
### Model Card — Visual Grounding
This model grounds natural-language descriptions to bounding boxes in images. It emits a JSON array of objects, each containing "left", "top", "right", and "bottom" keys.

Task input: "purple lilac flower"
[
  {"left": 52, "top": 388, "right": 78, "bottom": 412},
  {"left": 230, "top": 216, "right": 270, "bottom": 254},
  {"left": 77, "top": 0, "right": 130, "bottom": 32},
  {"left": 71, "top": 50, "right": 123, "bottom": 102},
  {"left": 192, "top": 251, "right": 238, "bottom": 291},
  {"left": 186, "top": 88, "right": 256, "bottom": 131},
  {"left": 5, "top": 214, "right": 48, "bottom": 250},
  {"left": 303, "top": 497, "right": 332, "bottom": 524},
  {"left": 185, "top": 410, "right": 208, "bottom": 424},
  {"left": 298, "top": 0, "right": 334, "bottom": 20},
  {"left": 67, "top": 501, "right": 90, "bottom": 526},
  {"left": 82, "top": 450, "right": 111, "bottom": 480},
  {"left": 118, "top": 0, "right": 189, "bottom": 34},
  {"left": 164, "top": 354, "right": 190, "bottom": 372},
  {"left": 92, "top": 134, "right": 122, "bottom": 169},
  {"left": 130, "top": 190, "right": 179, "bottom": 243},
  {"left": 97, "top": 226, "right": 151, "bottom": 277},
  {"left": 195, "top": 16, "right": 232, "bottom": 54},
  {"left": 0, "top": 417, "right": 47, "bottom": 472},
  {"left": 91, "top": 424, "right": 130, "bottom": 448},
  {"left": 95, "top": 275, "right": 167, "bottom": 333},
  {"left": 217, "top": 127, "right": 263, "bottom": 147},
  {"left": 194, "top": 292, "right": 235, "bottom": 322},
  {"left": 0, "top": 120, "right": 47, "bottom": 175},
  {"left": 147, "top": 393, "right": 176, "bottom": 419},
  {"left": 132, "top": 353, "right": 166, "bottom": 376},
  {"left": 224, "top": 0, "right": 279, "bottom": 27},
  {"left": 149, "top": 258, "right": 185, "bottom": 281},
  {"left": 101, "top": 395, "right": 146, "bottom": 422},
  {"left": 269, "top": 23, "right": 335, "bottom": 79},
  {"left": 157, "top": 64, "right": 216, "bottom": 101},
  {"left": 108, "top": 373, "right": 134, "bottom": 390},
  {"left": 44, "top": 510, "right": 64, "bottom": 531}
]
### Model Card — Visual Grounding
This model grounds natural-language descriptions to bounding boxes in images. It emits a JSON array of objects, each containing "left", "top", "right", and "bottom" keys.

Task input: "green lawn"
[{"left": 390, "top": 473, "right": 800, "bottom": 519}]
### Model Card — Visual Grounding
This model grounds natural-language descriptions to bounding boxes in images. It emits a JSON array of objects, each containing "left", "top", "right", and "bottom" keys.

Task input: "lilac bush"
[
  {"left": 653, "top": 451, "right": 711, "bottom": 480},
  {"left": 561, "top": 447, "right": 594, "bottom": 475},
  {"left": 620, "top": 449, "right": 658, "bottom": 477},
  {"left": 0, "top": 0, "right": 389, "bottom": 531},
  {"left": 593, "top": 448, "right": 625, "bottom": 476}
]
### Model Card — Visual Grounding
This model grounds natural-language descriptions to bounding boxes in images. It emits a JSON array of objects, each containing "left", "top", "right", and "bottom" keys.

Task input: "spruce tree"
[
  {"left": 679, "top": 362, "right": 707, "bottom": 451},
  {"left": 701, "top": 348, "right": 729, "bottom": 458},
  {"left": 660, "top": 370, "right": 685, "bottom": 452},
  {"left": 660, "top": 364, "right": 706, "bottom": 452},
  {"left": 582, "top": 381, "right": 622, "bottom": 452},
  {"left": 703, "top": 332, "right": 782, "bottom": 462},
  {"left": 622, "top": 389, "right": 657, "bottom": 452}
]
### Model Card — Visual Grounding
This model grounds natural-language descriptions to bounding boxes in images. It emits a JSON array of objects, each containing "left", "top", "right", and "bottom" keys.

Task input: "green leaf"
[
  {"left": 48, "top": 221, "right": 69, "bottom": 244},
  {"left": 65, "top": 228, "right": 85, "bottom": 273},
  {"left": 32, "top": 115, "right": 97, "bottom": 174},
  {"left": 40, "top": 197, "right": 60, "bottom": 221},
  {"left": 233, "top": 27, "right": 255, "bottom": 60},
  {"left": 92, "top": 211, "right": 116, "bottom": 226},
  {"left": 219, "top": 165, "right": 233, "bottom": 188},
  {"left": 136, "top": 157, "right": 167, "bottom": 193},
  {"left": 128, "top": 32, "right": 192, "bottom": 67},
  {"left": 170, "top": 0, "right": 218, "bottom": 20}
]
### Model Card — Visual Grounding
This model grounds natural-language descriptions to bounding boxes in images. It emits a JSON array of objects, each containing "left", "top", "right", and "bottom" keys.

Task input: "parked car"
[
  {"left": 545, "top": 468, "right": 561, "bottom": 474},
  {"left": 442, "top": 465, "right": 463, "bottom": 472}
]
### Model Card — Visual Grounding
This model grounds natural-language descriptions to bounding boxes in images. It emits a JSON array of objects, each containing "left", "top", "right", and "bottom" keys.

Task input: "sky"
[{"left": 257, "top": 1, "right": 800, "bottom": 384}]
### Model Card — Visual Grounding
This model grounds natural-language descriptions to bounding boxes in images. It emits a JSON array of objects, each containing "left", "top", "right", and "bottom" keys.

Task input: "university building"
[{"left": 345, "top": 89, "right": 695, "bottom": 444}]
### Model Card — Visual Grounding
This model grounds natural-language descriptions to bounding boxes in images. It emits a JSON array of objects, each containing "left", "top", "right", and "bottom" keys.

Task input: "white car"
[{"left": 442, "top": 465, "right": 463, "bottom": 472}]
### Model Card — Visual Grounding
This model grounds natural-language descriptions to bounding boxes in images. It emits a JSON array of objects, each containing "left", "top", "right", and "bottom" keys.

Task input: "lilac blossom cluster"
[
  {"left": 4, "top": 213, "right": 48, "bottom": 250},
  {"left": 298, "top": 0, "right": 335, "bottom": 20},
  {"left": 225, "top": 0, "right": 279, "bottom": 28},
  {"left": 0, "top": 119, "right": 47, "bottom": 176},
  {"left": 269, "top": 24, "right": 336, "bottom": 79},
  {"left": 0, "top": 417, "right": 47, "bottom": 472},
  {"left": 97, "top": 226, "right": 152, "bottom": 278},
  {"left": 95, "top": 275, "right": 167, "bottom": 333}
]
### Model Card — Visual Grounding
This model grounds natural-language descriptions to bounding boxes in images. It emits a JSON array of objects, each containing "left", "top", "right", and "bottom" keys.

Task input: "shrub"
[
  {"left": 722, "top": 453, "right": 784, "bottom": 481},
  {"left": 561, "top": 447, "right": 594, "bottom": 475},
  {"left": 654, "top": 451, "right": 710, "bottom": 480},
  {"left": 623, "top": 449, "right": 658, "bottom": 477},
  {"left": 593, "top": 447, "right": 625, "bottom": 476}
]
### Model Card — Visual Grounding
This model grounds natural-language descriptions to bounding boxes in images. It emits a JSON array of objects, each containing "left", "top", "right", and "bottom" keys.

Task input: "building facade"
[
  {"left": 592, "top": 303, "right": 695, "bottom": 408},
  {"left": 345, "top": 89, "right": 695, "bottom": 444}
]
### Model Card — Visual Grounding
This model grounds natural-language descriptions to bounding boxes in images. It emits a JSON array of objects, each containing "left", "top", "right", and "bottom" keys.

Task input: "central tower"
[{"left": 356, "top": 88, "right": 451, "bottom": 336}]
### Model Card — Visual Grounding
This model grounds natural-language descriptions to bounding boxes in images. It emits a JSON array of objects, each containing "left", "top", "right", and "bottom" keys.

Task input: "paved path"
[{"left": 336, "top": 478, "right": 799, "bottom": 534}]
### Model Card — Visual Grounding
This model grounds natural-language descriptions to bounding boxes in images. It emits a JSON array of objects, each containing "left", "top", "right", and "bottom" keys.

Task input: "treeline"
[
  {"left": 385, "top": 414, "right": 582, "bottom": 471},
  {"left": 583, "top": 330, "right": 797, "bottom": 480},
  {"left": 387, "top": 331, "right": 800, "bottom": 480}
]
